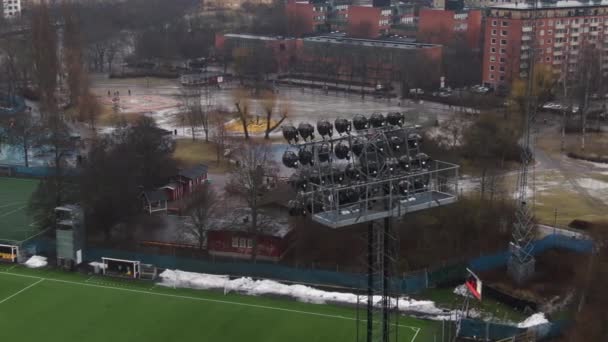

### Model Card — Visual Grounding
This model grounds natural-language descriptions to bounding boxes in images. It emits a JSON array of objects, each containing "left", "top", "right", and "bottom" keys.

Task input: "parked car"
[{"left": 409, "top": 88, "right": 424, "bottom": 95}]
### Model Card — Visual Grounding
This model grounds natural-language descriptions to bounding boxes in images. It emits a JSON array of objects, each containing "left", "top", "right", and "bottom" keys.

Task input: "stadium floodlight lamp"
[
  {"left": 298, "top": 123, "right": 315, "bottom": 141},
  {"left": 317, "top": 120, "right": 333, "bottom": 138},
  {"left": 282, "top": 150, "right": 299, "bottom": 168},
  {"left": 370, "top": 113, "right": 385, "bottom": 128},
  {"left": 408, "top": 133, "right": 422, "bottom": 149},
  {"left": 334, "top": 118, "right": 351, "bottom": 135},
  {"left": 334, "top": 142, "right": 350, "bottom": 160},
  {"left": 282, "top": 125, "right": 299, "bottom": 144},
  {"left": 298, "top": 148, "right": 314, "bottom": 166},
  {"left": 387, "top": 112, "right": 404, "bottom": 127},
  {"left": 353, "top": 114, "right": 368, "bottom": 130}
]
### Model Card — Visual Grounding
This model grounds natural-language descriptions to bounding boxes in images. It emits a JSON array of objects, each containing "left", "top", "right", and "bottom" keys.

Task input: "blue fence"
[
  {"left": 65, "top": 233, "right": 593, "bottom": 295},
  {"left": 468, "top": 234, "right": 593, "bottom": 273}
]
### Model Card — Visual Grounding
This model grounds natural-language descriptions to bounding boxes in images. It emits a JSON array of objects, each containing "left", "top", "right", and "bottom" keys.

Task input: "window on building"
[
  {"left": 491, "top": 38, "right": 497, "bottom": 44},
  {"left": 499, "top": 66, "right": 505, "bottom": 72},
  {"left": 232, "top": 237, "right": 239, "bottom": 248},
  {"left": 540, "top": 30, "right": 545, "bottom": 36},
  {"left": 546, "top": 47, "right": 551, "bottom": 53},
  {"left": 246, "top": 239, "right": 253, "bottom": 249},
  {"left": 491, "top": 47, "right": 496, "bottom": 53},
  {"left": 500, "top": 48, "right": 506, "bottom": 54},
  {"left": 492, "top": 20, "right": 497, "bottom": 26},
  {"left": 239, "top": 238, "right": 246, "bottom": 248},
  {"left": 490, "top": 65, "right": 495, "bottom": 71},
  {"left": 490, "top": 56, "right": 496, "bottom": 62},
  {"left": 500, "top": 39, "right": 507, "bottom": 45},
  {"left": 500, "top": 75, "right": 505, "bottom": 81},
  {"left": 546, "top": 57, "right": 551, "bottom": 62},
  {"left": 490, "top": 74, "right": 495, "bottom": 80},
  {"left": 502, "top": 21, "right": 509, "bottom": 26},
  {"left": 500, "top": 57, "right": 505, "bottom": 63},
  {"left": 501, "top": 30, "right": 508, "bottom": 35},
  {"left": 492, "top": 29, "right": 497, "bottom": 35},
  {"left": 548, "top": 30, "right": 553, "bottom": 35}
]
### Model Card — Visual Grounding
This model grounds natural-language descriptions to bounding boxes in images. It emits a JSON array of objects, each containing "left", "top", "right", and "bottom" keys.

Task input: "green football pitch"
[
  {"left": 0, "top": 265, "right": 439, "bottom": 342},
  {"left": 0, "top": 177, "right": 39, "bottom": 243}
]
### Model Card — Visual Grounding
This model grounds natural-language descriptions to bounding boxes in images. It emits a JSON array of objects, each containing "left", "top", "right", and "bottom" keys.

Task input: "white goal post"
[
  {"left": 102, "top": 257, "right": 141, "bottom": 279},
  {"left": 0, "top": 244, "right": 19, "bottom": 263}
]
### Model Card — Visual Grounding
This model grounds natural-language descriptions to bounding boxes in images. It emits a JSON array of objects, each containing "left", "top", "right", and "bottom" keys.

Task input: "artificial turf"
[
  {"left": 0, "top": 177, "right": 39, "bottom": 242},
  {"left": 0, "top": 265, "right": 439, "bottom": 342}
]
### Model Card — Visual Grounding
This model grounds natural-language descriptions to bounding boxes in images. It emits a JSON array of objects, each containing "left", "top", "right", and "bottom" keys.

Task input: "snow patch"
[
  {"left": 453, "top": 284, "right": 473, "bottom": 298},
  {"left": 89, "top": 261, "right": 107, "bottom": 270},
  {"left": 576, "top": 178, "right": 608, "bottom": 191},
  {"left": 24, "top": 255, "right": 47, "bottom": 268},
  {"left": 517, "top": 313, "right": 548, "bottom": 328},
  {"left": 158, "top": 269, "right": 458, "bottom": 318}
]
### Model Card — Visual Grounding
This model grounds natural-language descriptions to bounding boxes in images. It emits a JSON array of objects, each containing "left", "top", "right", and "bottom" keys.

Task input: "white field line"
[
  {"left": 0, "top": 271, "right": 420, "bottom": 332},
  {"left": 0, "top": 278, "right": 44, "bottom": 305},
  {"left": 411, "top": 327, "right": 421, "bottom": 342},
  {"left": 0, "top": 202, "right": 25, "bottom": 209},
  {"left": 0, "top": 206, "right": 26, "bottom": 218}
]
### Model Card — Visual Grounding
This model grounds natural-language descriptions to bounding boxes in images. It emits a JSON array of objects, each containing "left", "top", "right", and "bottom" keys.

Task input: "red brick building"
[
  {"left": 215, "top": 33, "right": 302, "bottom": 73},
  {"left": 347, "top": 5, "right": 392, "bottom": 38},
  {"left": 285, "top": 0, "right": 328, "bottom": 36},
  {"left": 482, "top": 1, "right": 608, "bottom": 90},
  {"left": 418, "top": 8, "right": 483, "bottom": 50},
  {"left": 215, "top": 33, "right": 443, "bottom": 83}
]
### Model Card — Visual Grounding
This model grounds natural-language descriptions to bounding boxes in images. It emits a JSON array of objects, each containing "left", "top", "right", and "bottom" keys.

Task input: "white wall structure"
[{"left": 3, "top": 0, "right": 21, "bottom": 18}]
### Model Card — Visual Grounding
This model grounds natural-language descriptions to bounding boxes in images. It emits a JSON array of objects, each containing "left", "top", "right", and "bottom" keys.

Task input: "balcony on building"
[
  {"left": 522, "top": 26, "right": 533, "bottom": 32},
  {"left": 522, "top": 35, "right": 532, "bottom": 41}
]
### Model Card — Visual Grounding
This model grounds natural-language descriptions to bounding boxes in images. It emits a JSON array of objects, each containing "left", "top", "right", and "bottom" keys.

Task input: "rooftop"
[
  {"left": 178, "top": 164, "right": 208, "bottom": 180},
  {"left": 303, "top": 35, "right": 439, "bottom": 49},
  {"left": 224, "top": 33, "right": 295, "bottom": 41},
  {"left": 491, "top": 0, "right": 608, "bottom": 10}
]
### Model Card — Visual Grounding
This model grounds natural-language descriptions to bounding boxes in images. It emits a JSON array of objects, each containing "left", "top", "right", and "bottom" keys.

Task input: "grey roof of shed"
[{"left": 178, "top": 164, "right": 209, "bottom": 180}]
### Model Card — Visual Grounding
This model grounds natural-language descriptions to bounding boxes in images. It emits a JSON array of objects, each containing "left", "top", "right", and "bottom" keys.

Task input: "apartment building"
[
  {"left": 3, "top": 0, "right": 21, "bottom": 18},
  {"left": 483, "top": 1, "right": 608, "bottom": 90},
  {"left": 418, "top": 8, "right": 483, "bottom": 50}
]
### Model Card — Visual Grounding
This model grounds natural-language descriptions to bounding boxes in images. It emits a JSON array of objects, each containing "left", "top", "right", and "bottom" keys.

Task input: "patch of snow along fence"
[
  {"left": 157, "top": 269, "right": 548, "bottom": 329},
  {"left": 24, "top": 255, "right": 47, "bottom": 268},
  {"left": 158, "top": 269, "right": 470, "bottom": 320}
]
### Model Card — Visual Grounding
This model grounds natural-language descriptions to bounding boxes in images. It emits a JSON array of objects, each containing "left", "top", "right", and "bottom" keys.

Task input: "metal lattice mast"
[{"left": 508, "top": 0, "right": 539, "bottom": 285}]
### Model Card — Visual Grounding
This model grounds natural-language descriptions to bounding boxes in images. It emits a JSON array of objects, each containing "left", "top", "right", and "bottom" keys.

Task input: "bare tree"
[
  {"left": 260, "top": 90, "right": 288, "bottom": 139},
  {"left": 233, "top": 88, "right": 251, "bottom": 139},
  {"left": 181, "top": 184, "right": 219, "bottom": 250},
  {"left": 30, "top": 2, "right": 59, "bottom": 111},
  {"left": 226, "top": 141, "right": 278, "bottom": 260},
  {"left": 2, "top": 110, "right": 37, "bottom": 168},
  {"left": 210, "top": 110, "right": 229, "bottom": 164},
  {"left": 178, "top": 88, "right": 205, "bottom": 141}
]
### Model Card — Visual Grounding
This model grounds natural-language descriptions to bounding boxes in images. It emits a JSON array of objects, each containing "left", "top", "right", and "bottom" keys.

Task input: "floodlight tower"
[
  {"left": 282, "top": 113, "right": 460, "bottom": 342},
  {"left": 507, "top": 0, "right": 540, "bottom": 285}
]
